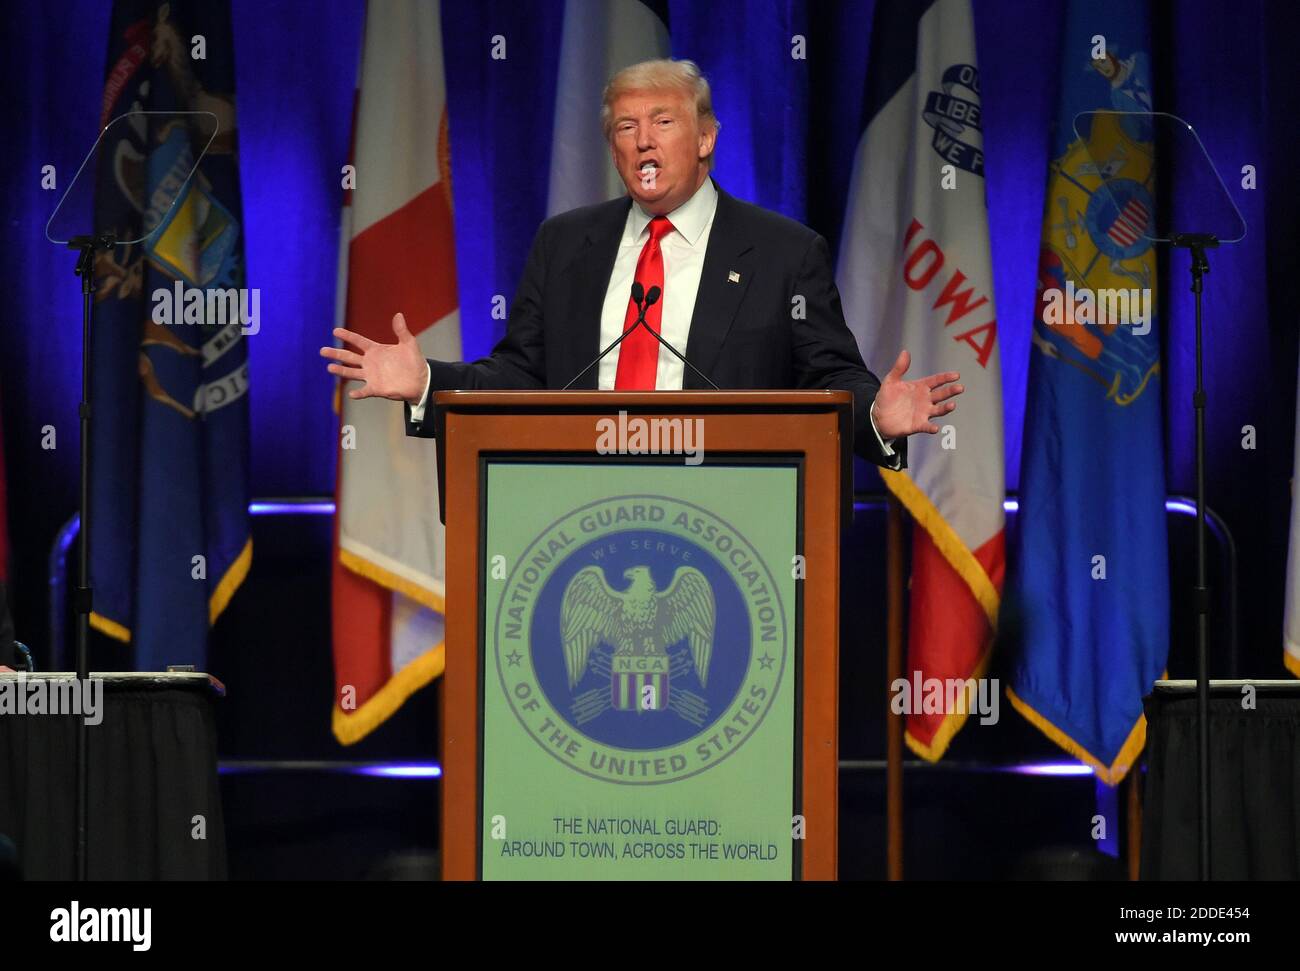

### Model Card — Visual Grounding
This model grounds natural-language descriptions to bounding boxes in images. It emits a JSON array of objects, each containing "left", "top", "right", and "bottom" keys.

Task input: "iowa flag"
[
  {"left": 838, "top": 0, "right": 1005, "bottom": 760},
  {"left": 89, "top": 0, "right": 251, "bottom": 670},
  {"left": 332, "top": 0, "right": 461, "bottom": 743},
  {"left": 1009, "top": 0, "right": 1168, "bottom": 785}
]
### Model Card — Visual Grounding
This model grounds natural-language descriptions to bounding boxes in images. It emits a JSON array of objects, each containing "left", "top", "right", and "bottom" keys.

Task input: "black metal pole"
[
  {"left": 1193, "top": 248, "right": 1209, "bottom": 881},
  {"left": 69, "top": 233, "right": 113, "bottom": 881},
  {"left": 73, "top": 240, "right": 93, "bottom": 882},
  {"left": 1174, "top": 234, "right": 1216, "bottom": 881}
]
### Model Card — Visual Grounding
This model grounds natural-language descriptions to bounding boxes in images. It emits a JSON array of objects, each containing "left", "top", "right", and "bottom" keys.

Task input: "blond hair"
[{"left": 600, "top": 58, "right": 720, "bottom": 167}]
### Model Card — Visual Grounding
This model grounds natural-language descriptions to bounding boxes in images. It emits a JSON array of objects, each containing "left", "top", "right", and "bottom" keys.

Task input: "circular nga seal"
[{"left": 493, "top": 494, "right": 789, "bottom": 785}]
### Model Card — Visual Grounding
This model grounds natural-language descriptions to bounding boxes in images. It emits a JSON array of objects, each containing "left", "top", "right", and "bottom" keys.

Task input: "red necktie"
[{"left": 614, "top": 215, "right": 675, "bottom": 390}]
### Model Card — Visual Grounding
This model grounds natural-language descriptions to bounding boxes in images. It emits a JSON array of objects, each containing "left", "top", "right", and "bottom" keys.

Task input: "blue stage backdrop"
[{"left": 1, "top": 0, "right": 1297, "bottom": 680}]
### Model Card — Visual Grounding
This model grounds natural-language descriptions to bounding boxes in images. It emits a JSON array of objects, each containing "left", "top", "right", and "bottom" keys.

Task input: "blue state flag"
[
  {"left": 89, "top": 0, "right": 251, "bottom": 670},
  {"left": 1009, "top": 0, "right": 1167, "bottom": 785}
]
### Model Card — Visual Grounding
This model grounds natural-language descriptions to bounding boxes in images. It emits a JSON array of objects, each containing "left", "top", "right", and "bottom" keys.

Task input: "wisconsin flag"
[
  {"left": 546, "top": 0, "right": 669, "bottom": 216},
  {"left": 1009, "top": 0, "right": 1168, "bottom": 785},
  {"left": 89, "top": 0, "right": 251, "bottom": 670},
  {"left": 838, "top": 0, "right": 1005, "bottom": 759},
  {"left": 332, "top": 0, "right": 460, "bottom": 743}
]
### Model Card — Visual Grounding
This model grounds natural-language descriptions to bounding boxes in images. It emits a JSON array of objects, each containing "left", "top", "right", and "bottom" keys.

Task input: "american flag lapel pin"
[{"left": 727, "top": 270, "right": 740, "bottom": 283}]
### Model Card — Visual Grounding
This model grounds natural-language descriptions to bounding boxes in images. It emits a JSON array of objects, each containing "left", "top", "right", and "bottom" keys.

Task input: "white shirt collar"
[{"left": 627, "top": 176, "right": 718, "bottom": 247}]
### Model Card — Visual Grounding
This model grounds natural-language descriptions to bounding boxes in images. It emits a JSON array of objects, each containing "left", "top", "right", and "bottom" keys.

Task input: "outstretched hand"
[
  {"left": 870, "top": 349, "right": 964, "bottom": 440},
  {"left": 320, "top": 312, "right": 428, "bottom": 404}
]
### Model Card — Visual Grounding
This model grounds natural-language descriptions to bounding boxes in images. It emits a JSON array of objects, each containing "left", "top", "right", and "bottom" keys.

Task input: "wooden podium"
[{"left": 434, "top": 390, "right": 853, "bottom": 880}]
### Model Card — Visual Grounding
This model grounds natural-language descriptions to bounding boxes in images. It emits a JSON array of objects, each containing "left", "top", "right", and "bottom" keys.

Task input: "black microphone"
[
  {"left": 625, "top": 284, "right": 720, "bottom": 390},
  {"left": 561, "top": 281, "right": 720, "bottom": 390},
  {"left": 561, "top": 282, "right": 652, "bottom": 390}
]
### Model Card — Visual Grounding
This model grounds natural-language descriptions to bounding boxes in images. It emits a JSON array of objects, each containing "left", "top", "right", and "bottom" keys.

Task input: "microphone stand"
[
  {"left": 68, "top": 231, "right": 115, "bottom": 881},
  {"left": 563, "top": 284, "right": 719, "bottom": 391},
  {"left": 634, "top": 288, "right": 720, "bottom": 391},
  {"left": 562, "top": 284, "right": 652, "bottom": 390},
  {"left": 1172, "top": 231, "right": 1217, "bottom": 881}
]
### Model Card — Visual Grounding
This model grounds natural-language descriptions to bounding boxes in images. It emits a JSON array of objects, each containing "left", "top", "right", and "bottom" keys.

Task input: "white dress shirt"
[
  {"left": 595, "top": 175, "right": 718, "bottom": 390},
  {"left": 410, "top": 177, "right": 894, "bottom": 458}
]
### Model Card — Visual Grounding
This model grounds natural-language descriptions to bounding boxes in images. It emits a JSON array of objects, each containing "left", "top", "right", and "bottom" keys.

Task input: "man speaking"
[{"left": 321, "top": 59, "right": 963, "bottom": 464}]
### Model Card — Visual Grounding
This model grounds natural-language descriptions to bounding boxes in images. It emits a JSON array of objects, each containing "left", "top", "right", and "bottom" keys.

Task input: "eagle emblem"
[{"left": 560, "top": 565, "right": 716, "bottom": 720}]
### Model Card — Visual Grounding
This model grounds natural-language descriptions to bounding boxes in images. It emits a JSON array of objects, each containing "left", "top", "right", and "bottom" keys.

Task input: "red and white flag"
[
  {"left": 332, "top": 0, "right": 460, "bottom": 743},
  {"left": 1285, "top": 344, "right": 1300, "bottom": 678},
  {"left": 837, "top": 0, "right": 1005, "bottom": 759}
]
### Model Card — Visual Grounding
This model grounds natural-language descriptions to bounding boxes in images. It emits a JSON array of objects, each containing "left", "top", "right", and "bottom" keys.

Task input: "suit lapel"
[
  {"left": 558, "top": 198, "right": 630, "bottom": 389},
  {"left": 684, "top": 184, "right": 753, "bottom": 388},
  {"left": 559, "top": 184, "right": 752, "bottom": 390}
]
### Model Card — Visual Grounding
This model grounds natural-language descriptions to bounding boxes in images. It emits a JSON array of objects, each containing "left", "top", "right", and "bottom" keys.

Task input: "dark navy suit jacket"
[{"left": 405, "top": 180, "right": 905, "bottom": 469}]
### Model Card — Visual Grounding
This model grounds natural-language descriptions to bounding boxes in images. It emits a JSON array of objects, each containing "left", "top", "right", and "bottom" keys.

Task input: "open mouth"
[{"left": 638, "top": 159, "right": 660, "bottom": 176}]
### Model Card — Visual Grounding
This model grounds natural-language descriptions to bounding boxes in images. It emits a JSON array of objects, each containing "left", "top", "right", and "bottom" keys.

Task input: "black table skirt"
[
  {"left": 0, "top": 684, "right": 226, "bottom": 880},
  {"left": 1142, "top": 684, "right": 1300, "bottom": 880}
]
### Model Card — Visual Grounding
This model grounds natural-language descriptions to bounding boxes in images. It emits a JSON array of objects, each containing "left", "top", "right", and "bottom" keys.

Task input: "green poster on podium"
[{"left": 480, "top": 461, "right": 799, "bottom": 879}]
